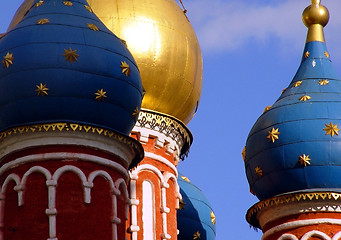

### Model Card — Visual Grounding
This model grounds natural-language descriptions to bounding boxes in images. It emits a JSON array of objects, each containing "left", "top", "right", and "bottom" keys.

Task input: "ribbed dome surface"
[
  {"left": 245, "top": 7, "right": 341, "bottom": 199},
  {"left": 177, "top": 174, "right": 216, "bottom": 240},
  {"left": 0, "top": 0, "right": 143, "bottom": 135}
]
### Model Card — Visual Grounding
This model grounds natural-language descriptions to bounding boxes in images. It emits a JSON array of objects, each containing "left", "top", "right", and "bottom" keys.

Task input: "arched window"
[{"left": 142, "top": 180, "right": 155, "bottom": 240}]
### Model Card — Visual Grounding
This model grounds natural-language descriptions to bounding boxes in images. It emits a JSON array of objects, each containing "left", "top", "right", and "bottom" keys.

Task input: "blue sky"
[{"left": 1, "top": 0, "right": 341, "bottom": 239}]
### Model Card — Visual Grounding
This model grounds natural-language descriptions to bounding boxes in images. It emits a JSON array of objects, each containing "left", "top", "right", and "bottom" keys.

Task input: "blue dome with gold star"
[
  {"left": 0, "top": 0, "right": 142, "bottom": 135},
  {"left": 245, "top": 1, "right": 341, "bottom": 200},
  {"left": 177, "top": 174, "right": 216, "bottom": 240}
]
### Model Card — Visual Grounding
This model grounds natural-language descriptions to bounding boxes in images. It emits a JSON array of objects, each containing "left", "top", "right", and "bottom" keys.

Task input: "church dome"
[
  {"left": 177, "top": 174, "right": 216, "bottom": 240},
  {"left": 245, "top": 1, "right": 341, "bottom": 200},
  {"left": 8, "top": 0, "right": 203, "bottom": 124},
  {"left": 0, "top": 0, "right": 143, "bottom": 135}
]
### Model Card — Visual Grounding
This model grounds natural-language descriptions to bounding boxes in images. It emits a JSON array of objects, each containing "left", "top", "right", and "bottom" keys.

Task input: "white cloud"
[{"left": 185, "top": 0, "right": 341, "bottom": 56}]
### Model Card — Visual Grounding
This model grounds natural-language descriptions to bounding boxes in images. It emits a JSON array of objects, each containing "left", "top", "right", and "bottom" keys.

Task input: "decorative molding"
[
  {"left": 0, "top": 164, "right": 128, "bottom": 240},
  {"left": 278, "top": 230, "right": 341, "bottom": 240},
  {"left": 0, "top": 122, "right": 143, "bottom": 160},
  {"left": 0, "top": 152, "right": 129, "bottom": 180},
  {"left": 263, "top": 219, "right": 341, "bottom": 240},
  {"left": 135, "top": 109, "right": 192, "bottom": 160},
  {"left": 129, "top": 164, "right": 180, "bottom": 240},
  {"left": 144, "top": 152, "right": 178, "bottom": 176},
  {"left": 247, "top": 192, "right": 341, "bottom": 228}
]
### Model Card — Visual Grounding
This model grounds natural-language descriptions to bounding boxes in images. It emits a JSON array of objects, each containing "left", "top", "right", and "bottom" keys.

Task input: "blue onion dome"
[
  {"left": 244, "top": 0, "right": 341, "bottom": 200},
  {"left": 0, "top": 0, "right": 143, "bottom": 136},
  {"left": 177, "top": 174, "right": 216, "bottom": 240}
]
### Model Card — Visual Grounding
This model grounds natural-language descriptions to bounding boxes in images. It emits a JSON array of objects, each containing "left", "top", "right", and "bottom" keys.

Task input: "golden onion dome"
[{"left": 8, "top": 0, "right": 203, "bottom": 124}]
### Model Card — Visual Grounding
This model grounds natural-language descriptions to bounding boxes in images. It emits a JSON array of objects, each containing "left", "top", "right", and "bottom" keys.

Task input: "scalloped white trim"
[
  {"left": 129, "top": 164, "right": 180, "bottom": 240},
  {"left": 0, "top": 165, "right": 129, "bottom": 240},
  {"left": 263, "top": 219, "right": 341, "bottom": 240}
]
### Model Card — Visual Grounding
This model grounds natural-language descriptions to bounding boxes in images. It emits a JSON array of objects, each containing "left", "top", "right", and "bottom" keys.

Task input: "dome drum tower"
[{"left": 245, "top": 1, "right": 341, "bottom": 239}]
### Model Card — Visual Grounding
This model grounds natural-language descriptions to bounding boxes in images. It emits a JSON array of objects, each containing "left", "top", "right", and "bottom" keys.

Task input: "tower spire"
[{"left": 302, "top": 0, "right": 329, "bottom": 43}]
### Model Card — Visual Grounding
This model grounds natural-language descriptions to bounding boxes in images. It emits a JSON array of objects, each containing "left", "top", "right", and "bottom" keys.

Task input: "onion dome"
[
  {"left": 0, "top": 0, "right": 143, "bottom": 136},
  {"left": 245, "top": 0, "right": 341, "bottom": 200},
  {"left": 177, "top": 174, "right": 216, "bottom": 240},
  {"left": 8, "top": 0, "right": 203, "bottom": 124}
]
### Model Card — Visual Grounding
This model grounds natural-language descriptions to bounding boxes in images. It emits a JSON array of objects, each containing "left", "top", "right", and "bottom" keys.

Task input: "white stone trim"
[
  {"left": 262, "top": 219, "right": 341, "bottom": 240},
  {"left": 0, "top": 164, "right": 128, "bottom": 240},
  {"left": 129, "top": 171, "right": 140, "bottom": 240},
  {"left": 278, "top": 230, "right": 341, "bottom": 240},
  {"left": 144, "top": 152, "right": 178, "bottom": 177},
  {"left": 0, "top": 131, "right": 135, "bottom": 169},
  {"left": 0, "top": 152, "right": 129, "bottom": 180},
  {"left": 129, "top": 165, "right": 176, "bottom": 240},
  {"left": 132, "top": 126, "right": 179, "bottom": 156},
  {"left": 278, "top": 233, "right": 299, "bottom": 240}
]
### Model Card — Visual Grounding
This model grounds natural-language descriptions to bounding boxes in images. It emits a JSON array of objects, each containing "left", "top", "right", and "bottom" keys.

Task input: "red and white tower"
[
  {"left": 0, "top": 0, "right": 144, "bottom": 239},
  {"left": 245, "top": 1, "right": 341, "bottom": 239}
]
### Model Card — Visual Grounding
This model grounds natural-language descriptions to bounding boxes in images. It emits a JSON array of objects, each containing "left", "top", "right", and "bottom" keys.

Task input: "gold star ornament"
[
  {"left": 242, "top": 146, "right": 246, "bottom": 162},
  {"left": 319, "top": 79, "right": 329, "bottom": 86},
  {"left": 304, "top": 51, "right": 310, "bottom": 58},
  {"left": 84, "top": 5, "right": 93, "bottom": 12},
  {"left": 120, "top": 61, "right": 131, "bottom": 76},
  {"left": 324, "top": 122, "right": 340, "bottom": 137},
  {"left": 181, "top": 176, "right": 190, "bottom": 182},
  {"left": 179, "top": 199, "right": 186, "bottom": 210},
  {"left": 299, "top": 95, "right": 311, "bottom": 102},
  {"left": 2, "top": 52, "right": 14, "bottom": 68},
  {"left": 255, "top": 166, "right": 263, "bottom": 177},
  {"left": 263, "top": 105, "right": 272, "bottom": 113},
  {"left": 324, "top": 51, "right": 330, "bottom": 58},
  {"left": 37, "top": 18, "right": 49, "bottom": 25},
  {"left": 87, "top": 23, "right": 99, "bottom": 31},
  {"left": 267, "top": 128, "right": 280, "bottom": 143},
  {"left": 63, "top": 48, "right": 79, "bottom": 63},
  {"left": 293, "top": 81, "right": 302, "bottom": 87},
  {"left": 193, "top": 231, "right": 201, "bottom": 239},
  {"left": 94, "top": 89, "right": 107, "bottom": 101},
  {"left": 63, "top": 1, "right": 73, "bottom": 6},
  {"left": 35, "top": 0, "right": 44, "bottom": 7},
  {"left": 299, "top": 154, "right": 311, "bottom": 167},
  {"left": 35, "top": 83, "right": 49, "bottom": 96},
  {"left": 132, "top": 107, "right": 139, "bottom": 117},
  {"left": 210, "top": 211, "right": 216, "bottom": 225}
]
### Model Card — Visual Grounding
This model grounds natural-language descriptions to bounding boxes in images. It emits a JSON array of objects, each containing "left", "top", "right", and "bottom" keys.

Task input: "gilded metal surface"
[
  {"left": 63, "top": 48, "right": 79, "bottom": 63},
  {"left": 120, "top": 61, "right": 131, "bottom": 76},
  {"left": 267, "top": 128, "right": 280, "bottom": 143},
  {"left": 324, "top": 122, "right": 340, "bottom": 137},
  {"left": 263, "top": 105, "right": 272, "bottom": 113},
  {"left": 193, "top": 231, "right": 201, "bottom": 240},
  {"left": 299, "top": 95, "right": 311, "bottom": 101},
  {"left": 94, "top": 89, "right": 107, "bottom": 101},
  {"left": 35, "top": 83, "right": 48, "bottom": 96},
  {"left": 247, "top": 191, "right": 341, "bottom": 228},
  {"left": 242, "top": 146, "right": 246, "bottom": 162},
  {"left": 255, "top": 166, "right": 263, "bottom": 177},
  {"left": 302, "top": 0, "right": 329, "bottom": 43},
  {"left": 319, "top": 79, "right": 329, "bottom": 85},
  {"left": 136, "top": 109, "right": 193, "bottom": 159},
  {"left": 37, "top": 18, "right": 49, "bottom": 25},
  {"left": 87, "top": 23, "right": 99, "bottom": 31},
  {"left": 293, "top": 81, "right": 302, "bottom": 87},
  {"left": 8, "top": 0, "right": 203, "bottom": 124},
  {"left": 298, "top": 154, "right": 311, "bottom": 166},
  {"left": 0, "top": 122, "right": 144, "bottom": 160},
  {"left": 210, "top": 211, "right": 216, "bottom": 225},
  {"left": 2, "top": 52, "right": 14, "bottom": 68}
]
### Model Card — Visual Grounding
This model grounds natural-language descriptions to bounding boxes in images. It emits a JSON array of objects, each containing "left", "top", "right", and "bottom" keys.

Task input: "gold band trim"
[
  {"left": 247, "top": 191, "right": 341, "bottom": 228},
  {"left": 0, "top": 122, "right": 144, "bottom": 165},
  {"left": 137, "top": 109, "right": 192, "bottom": 159}
]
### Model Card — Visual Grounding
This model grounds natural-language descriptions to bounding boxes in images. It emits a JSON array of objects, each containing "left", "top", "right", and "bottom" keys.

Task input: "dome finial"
[{"left": 302, "top": 0, "right": 329, "bottom": 43}]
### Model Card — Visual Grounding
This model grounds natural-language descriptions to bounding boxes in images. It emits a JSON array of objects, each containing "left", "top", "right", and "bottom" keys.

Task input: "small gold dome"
[
  {"left": 302, "top": 0, "right": 329, "bottom": 28},
  {"left": 302, "top": 0, "right": 329, "bottom": 43},
  {"left": 8, "top": 0, "right": 203, "bottom": 124}
]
